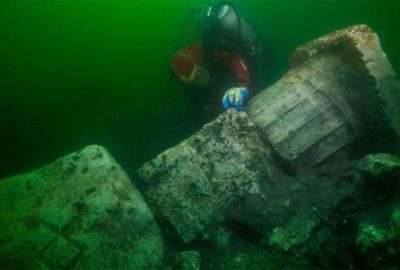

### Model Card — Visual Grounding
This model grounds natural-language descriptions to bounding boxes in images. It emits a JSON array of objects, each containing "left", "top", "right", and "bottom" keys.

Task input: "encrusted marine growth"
[
  {"left": 0, "top": 145, "right": 163, "bottom": 269},
  {"left": 137, "top": 110, "right": 277, "bottom": 243},
  {"left": 246, "top": 24, "right": 400, "bottom": 168}
]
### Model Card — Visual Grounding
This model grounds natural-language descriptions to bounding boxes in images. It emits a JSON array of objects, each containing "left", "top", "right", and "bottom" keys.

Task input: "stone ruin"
[
  {"left": 1, "top": 25, "right": 400, "bottom": 269},
  {"left": 137, "top": 24, "right": 400, "bottom": 244}
]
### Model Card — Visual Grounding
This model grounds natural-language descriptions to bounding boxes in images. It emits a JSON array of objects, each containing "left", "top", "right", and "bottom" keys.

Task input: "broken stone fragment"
[
  {"left": 269, "top": 217, "right": 316, "bottom": 252},
  {"left": 137, "top": 109, "right": 277, "bottom": 243},
  {"left": 357, "top": 153, "right": 400, "bottom": 177},
  {"left": 246, "top": 24, "right": 400, "bottom": 168},
  {"left": 356, "top": 221, "right": 400, "bottom": 268},
  {"left": 0, "top": 145, "right": 163, "bottom": 269},
  {"left": 355, "top": 153, "right": 400, "bottom": 205},
  {"left": 356, "top": 223, "right": 388, "bottom": 254}
]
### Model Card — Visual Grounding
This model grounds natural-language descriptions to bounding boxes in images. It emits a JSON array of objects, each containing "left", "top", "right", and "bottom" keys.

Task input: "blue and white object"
[{"left": 222, "top": 87, "right": 249, "bottom": 111}]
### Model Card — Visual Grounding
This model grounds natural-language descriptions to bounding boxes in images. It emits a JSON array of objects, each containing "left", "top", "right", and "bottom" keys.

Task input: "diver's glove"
[{"left": 222, "top": 87, "right": 249, "bottom": 111}]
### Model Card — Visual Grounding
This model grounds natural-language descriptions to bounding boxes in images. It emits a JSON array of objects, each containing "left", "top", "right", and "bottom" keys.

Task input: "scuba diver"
[{"left": 171, "top": 1, "right": 267, "bottom": 116}]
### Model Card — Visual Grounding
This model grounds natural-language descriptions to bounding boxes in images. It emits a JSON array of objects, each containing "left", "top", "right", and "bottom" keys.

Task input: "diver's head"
[
  {"left": 201, "top": 1, "right": 237, "bottom": 60},
  {"left": 201, "top": 1, "right": 231, "bottom": 36}
]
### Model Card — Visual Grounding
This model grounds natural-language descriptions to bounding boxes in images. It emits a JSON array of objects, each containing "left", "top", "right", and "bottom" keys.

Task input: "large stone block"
[
  {"left": 0, "top": 145, "right": 163, "bottom": 269},
  {"left": 137, "top": 110, "right": 277, "bottom": 243}
]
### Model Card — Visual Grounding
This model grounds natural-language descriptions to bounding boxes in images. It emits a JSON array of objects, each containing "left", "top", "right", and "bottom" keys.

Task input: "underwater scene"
[{"left": 1, "top": 0, "right": 400, "bottom": 269}]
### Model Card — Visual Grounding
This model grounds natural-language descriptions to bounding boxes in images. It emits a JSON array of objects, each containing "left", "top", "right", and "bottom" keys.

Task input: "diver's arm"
[
  {"left": 229, "top": 54, "right": 250, "bottom": 89},
  {"left": 221, "top": 54, "right": 250, "bottom": 111},
  {"left": 171, "top": 42, "right": 202, "bottom": 79},
  {"left": 171, "top": 42, "right": 210, "bottom": 86}
]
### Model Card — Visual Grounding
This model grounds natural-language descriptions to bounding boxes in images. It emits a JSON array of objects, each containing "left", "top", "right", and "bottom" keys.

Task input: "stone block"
[
  {"left": 0, "top": 145, "right": 163, "bottom": 269},
  {"left": 137, "top": 110, "right": 275, "bottom": 243}
]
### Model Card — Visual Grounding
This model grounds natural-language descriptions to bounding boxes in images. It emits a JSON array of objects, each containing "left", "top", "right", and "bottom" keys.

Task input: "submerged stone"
[
  {"left": 356, "top": 221, "right": 400, "bottom": 268},
  {"left": 357, "top": 153, "right": 400, "bottom": 177},
  {"left": 356, "top": 223, "right": 388, "bottom": 254},
  {"left": 0, "top": 145, "right": 163, "bottom": 269},
  {"left": 269, "top": 217, "right": 316, "bottom": 252},
  {"left": 137, "top": 109, "right": 277, "bottom": 243},
  {"left": 246, "top": 24, "right": 400, "bottom": 168}
]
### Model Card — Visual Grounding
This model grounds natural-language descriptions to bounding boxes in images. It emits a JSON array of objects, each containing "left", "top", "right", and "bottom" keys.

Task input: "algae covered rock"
[
  {"left": 269, "top": 217, "right": 316, "bottom": 252},
  {"left": 356, "top": 153, "right": 400, "bottom": 201},
  {"left": 356, "top": 223, "right": 388, "bottom": 254},
  {"left": 137, "top": 109, "right": 276, "bottom": 243},
  {"left": 356, "top": 222, "right": 400, "bottom": 268},
  {"left": 0, "top": 145, "right": 163, "bottom": 269},
  {"left": 351, "top": 153, "right": 400, "bottom": 269},
  {"left": 357, "top": 153, "right": 400, "bottom": 177}
]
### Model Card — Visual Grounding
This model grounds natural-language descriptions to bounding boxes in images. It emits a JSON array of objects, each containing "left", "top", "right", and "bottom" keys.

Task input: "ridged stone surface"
[{"left": 0, "top": 145, "right": 163, "bottom": 269}]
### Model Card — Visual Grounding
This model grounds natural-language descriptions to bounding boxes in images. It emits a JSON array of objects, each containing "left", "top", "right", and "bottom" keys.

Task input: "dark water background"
[{"left": 0, "top": 0, "right": 399, "bottom": 179}]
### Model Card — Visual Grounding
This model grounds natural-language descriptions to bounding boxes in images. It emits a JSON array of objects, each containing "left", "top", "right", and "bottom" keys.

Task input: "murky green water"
[{"left": 0, "top": 0, "right": 399, "bottom": 179}]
